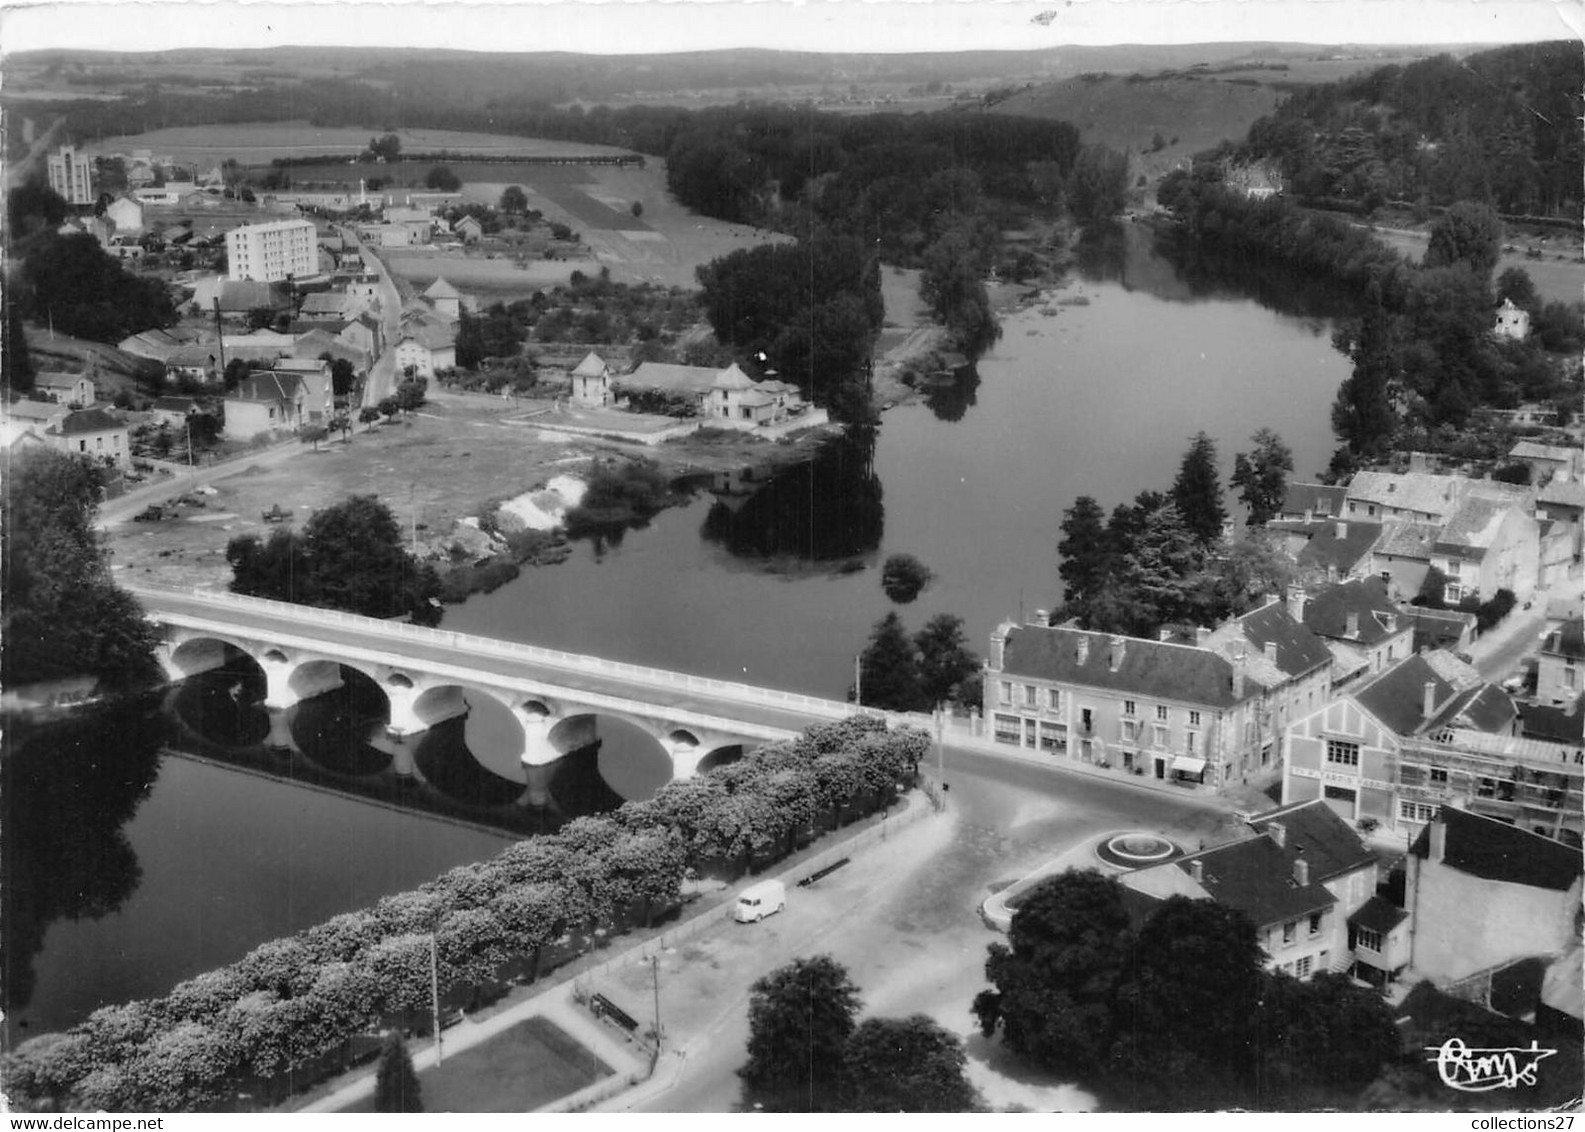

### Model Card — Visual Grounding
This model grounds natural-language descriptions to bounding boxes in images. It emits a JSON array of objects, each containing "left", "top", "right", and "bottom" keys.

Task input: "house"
[
  {"left": 224, "top": 373, "right": 306, "bottom": 439},
  {"left": 452, "top": 215, "right": 483, "bottom": 244},
  {"left": 1536, "top": 618, "right": 1582, "bottom": 709},
  {"left": 1289, "top": 517, "right": 1381, "bottom": 584},
  {"left": 1404, "top": 807, "right": 1581, "bottom": 985},
  {"left": 338, "top": 314, "right": 383, "bottom": 360},
  {"left": 104, "top": 194, "right": 145, "bottom": 235},
  {"left": 1369, "top": 519, "right": 1442, "bottom": 603},
  {"left": 623, "top": 361, "right": 724, "bottom": 402},
  {"left": 0, "top": 418, "right": 47, "bottom": 458},
  {"left": 1281, "top": 652, "right": 1572, "bottom": 843},
  {"left": 707, "top": 363, "right": 778, "bottom": 425},
  {"left": 150, "top": 396, "right": 200, "bottom": 429},
  {"left": 1344, "top": 471, "right": 1531, "bottom": 526},
  {"left": 1203, "top": 594, "right": 1335, "bottom": 765},
  {"left": 394, "top": 318, "right": 455, "bottom": 379},
  {"left": 1536, "top": 478, "right": 1585, "bottom": 565},
  {"left": 193, "top": 279, "right": 294, "bottom": 327},
  {"left": 1508, "top": 441, "right": 1582, "bottom": 487},
  {"left": 1493, "top": 297, "right": 1531, "bottom": 341},
  {"left": 570, "top": 351, "right": 612, "bottom": 407},
  {"left": 6, "top": 399, "right": 69, "bottom": 433},
  {"left": 423, "top": 277, "right": 462, "bottom": 322},
  {"left": 1119, "top": 800, "right": 1376, "bottom": 980},
  {"left": 33, "top": 371, "right": 96, "bottom": 409},
  {"left": 1398, "top": 604, "right": 1477, "bottom": 656},
  {"left": 44, "top": 408, "right": 130, "bottom": 469},
  {"left": 1433, "top": 496, "right": 1541, "bottom": 605},
  {"left": 1299, "top": 577, "right": 1415, "bottom": 685},
  {"left": 271, "top": 358, "right": 335, "bottom": 421},
  {"left": 119, "top": 327, "right": 204, "bottom": 365},
  {"left": 291, "top": 329, "right": 368, "bottom": 377},
  {"left": 983, "top": 621, "right": 1277, "bottom": 788},
  {"left": 1347, "top": 893, "right": 1413, "bottom": 989}
]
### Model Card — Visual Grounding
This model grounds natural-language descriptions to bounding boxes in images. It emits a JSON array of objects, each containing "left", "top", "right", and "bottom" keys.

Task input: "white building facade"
[{"left": 226, "top": 219, "right": 318, "bottom": 283}]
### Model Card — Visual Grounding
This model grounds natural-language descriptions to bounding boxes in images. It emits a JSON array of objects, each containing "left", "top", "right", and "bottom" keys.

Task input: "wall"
[
  {"left": 1283, "top": 698, "right": 1397, "bottom": 824},
  {"left": 1410, "top": 859, "right": 1580, "bottom": 983}
]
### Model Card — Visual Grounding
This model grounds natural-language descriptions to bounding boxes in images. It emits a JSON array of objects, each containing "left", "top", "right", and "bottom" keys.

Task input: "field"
[
  {"left": 1371, "top": 227, "right": 1585, "bottom": 305},
  {"left": 81, "top": 122, "right": 634, "bottom": 162}
]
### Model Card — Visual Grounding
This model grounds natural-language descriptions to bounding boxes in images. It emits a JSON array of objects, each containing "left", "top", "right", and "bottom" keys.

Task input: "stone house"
[
  {"left": 34, "top": 371, "right": 96, "bottom": 408},
  {"left": 1298, "top": 577, "right": 1415, "bottom": 686},
  {"left": 224, "top": 372, "right": 306, "bottom": 440},
  {"left": 1536, "top": 618, "right": 1582, "bottom": 709},
  {"left": 44, "top": 407, "right": 129, "bottom": 469},
  {"left": 570, "top": 351, "right": 612, "bottom": 407}
]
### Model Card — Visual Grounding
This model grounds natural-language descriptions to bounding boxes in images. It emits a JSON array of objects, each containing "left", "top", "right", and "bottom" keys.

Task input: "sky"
[{"left": 0, "top": 0, "right": 1578, "bottom": 56}]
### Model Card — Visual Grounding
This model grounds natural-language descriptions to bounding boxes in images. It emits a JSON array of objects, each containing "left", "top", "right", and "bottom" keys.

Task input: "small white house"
[
  {"left": 570, "top": 351, "right": 612, "bottom": 407},
  {"left": 1494, "top": 298, "right": 1531, "bottom": 341}
]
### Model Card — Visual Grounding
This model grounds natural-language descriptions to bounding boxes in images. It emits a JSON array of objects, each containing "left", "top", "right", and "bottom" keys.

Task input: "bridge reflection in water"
[{"left": 139, "top": 585, "right": 850, "bottom": 832}]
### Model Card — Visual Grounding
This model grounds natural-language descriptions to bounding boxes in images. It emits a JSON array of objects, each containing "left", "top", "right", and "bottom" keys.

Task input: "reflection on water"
[{"left": 920, "top": 364, "right": 981, "bottom": 423}]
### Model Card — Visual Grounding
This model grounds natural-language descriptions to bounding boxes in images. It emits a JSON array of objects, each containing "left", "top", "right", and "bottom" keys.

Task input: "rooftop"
[
  {"left": 1353, "top": 653, "right": 1455, "bottom": 737},
  {"left": 228, "top": 372, "right": 303, "bottom": 404},
  {"left": 1542, "top": 618, "right": 1584, "bottom": 661},
  {"left": 1295, "top": 518, "right": 1382, "bottom": 576},
  {"left": 1410, "top": 806, "right": 1582, "bottom": 892},
  {"left": 50, "top": 408, "right": 123, "bottom": 435},
  {"left": 1123, "top": 831, "right": 1336, "bottom": 929},
  {"left": 1210, "top": 599, "right": 1333, "bottom": 680},
  {"left": 1302, "top": 577, "right": 1404, "bottom": 646},
  {"left": 997, "top": 624, "right": 1265, "bottom": 708},
  {"left": 1247, "top": 799, "right": 1378, "bottom": 883},
  {"left": 1279, "top": 481, "right": 1346, "bottom": 518}
]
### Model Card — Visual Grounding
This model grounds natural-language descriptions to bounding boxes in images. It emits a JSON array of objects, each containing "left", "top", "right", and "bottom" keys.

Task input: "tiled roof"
[
  {"left": 1420, "top": 649, "right": 1482, "bottom": 690},
  {"left": 1150, "top": 833, "right": 1336, "bottom": 928},
  {"left": 713, "top": 363, "right": 756, "bottom": 390},
  {"left": 1302, "top": 578, "right": 1403, "bottom": 646},
  {"left": 398, "top": 319, "right": 454, "bottom": 352},
  {"left": 1353, "top": 653, "right": 1455, "bottom": 736},
  {"left": 6, "top": 401, "right": 65, "bottom": 422},
  {"left": 1518, "top": 704, "right": 1585, "bottom": 745},
  {"left": 998, "top": 625, "right": 1262, "bottom": 708},
  {"left": 424, "top": 277, "right": 461, "bottom": 299},
  {"left": 36, "top": 372, "right": 88, "bottom": 390},
  {"left": 1217, "top": 600, "right": 1333, "bottom": 680},
  {"left": 52, "top": 408, "right": 123, "bottom": 435},
  {"left": 1426, "top": 682, "right": 1516, "bottom": 735},
  {"left": 1374, "top": 520, "right": 1440, "bottom": 559},
  {"left": 1509, "top": 441, "right": 1577, "bottom": 463},
  {"left": 1433, "top": 496, "right": 1515, "bottom": 556},
  {"left": 1296, "top": 519, "right": 1382, "bottom": 575},
  {"left": 1539, "top": 479, "right": 1585, "bottom": 509},
  {"left": 1279, "top": 482, "right": 1346, "bottom": 518},
  {"left": 229, "top": 373, "right": 303, "bottom": 404},
  {"left": 625, "top": 362, "right": 721, "bottom": 395},
  {"left": 1349, "top": 894, "right": 1409, "bottom": 935},
  {"left": 572, "top": 352, "right": 608, "bottom": 378},
  {"left": 218, "top": 280, "right": 289, "bottom": 312},
  {"left": 1346, "top": 471, "right": 1467, "bottom": 517},
  {"left": 1410, "top": 806, "right": 1582, "bottom": 891},
  {"left": 300, "top": 291, "right": 355, "bottom": 315},
  {"left": 151, "top": 396, "right": 197, "bottom": 412},
  {"left": 1542, "top": 618, "right": 1584, "bottom": 661},
  {"left": 1247, "top": 799, "right": 1377, "bottom": 883}
]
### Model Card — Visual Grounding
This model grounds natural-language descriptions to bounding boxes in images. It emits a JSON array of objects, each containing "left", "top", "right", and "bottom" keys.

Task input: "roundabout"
[
  {"left": 1094, "top": 830, "right": 1182, "bottom": 869},
  {"left": 981, "top": 828, "right": 1185, "bottom": 932}
]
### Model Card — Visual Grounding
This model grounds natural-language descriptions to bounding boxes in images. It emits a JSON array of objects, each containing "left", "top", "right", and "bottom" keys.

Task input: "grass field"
[{"left": 82, "top": 122, "right": 634, "bottom": 162}]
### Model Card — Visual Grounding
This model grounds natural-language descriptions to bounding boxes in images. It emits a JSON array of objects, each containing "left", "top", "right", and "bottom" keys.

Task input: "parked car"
[{"left": 133, "top": 505, "right": 165, "bottom": 522}]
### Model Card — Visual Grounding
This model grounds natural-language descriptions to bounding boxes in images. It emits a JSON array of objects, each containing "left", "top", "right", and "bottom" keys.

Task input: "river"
[{"left": 4, "top": 223, "right": 1353, "bottom": 1044}]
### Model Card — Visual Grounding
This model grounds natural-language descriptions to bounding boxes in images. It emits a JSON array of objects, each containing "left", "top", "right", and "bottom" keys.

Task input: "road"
[
  {"left": 618, "top": 746, "right": 1237, "bottom": 1112},
  {"left": 338, "top": 226, "right": 404, "bottom": 408}
]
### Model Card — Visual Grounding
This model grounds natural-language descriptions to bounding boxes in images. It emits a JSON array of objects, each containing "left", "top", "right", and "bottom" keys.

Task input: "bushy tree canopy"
[{"left": 740, "top": 955, "right": 861, "bottom": 1110}]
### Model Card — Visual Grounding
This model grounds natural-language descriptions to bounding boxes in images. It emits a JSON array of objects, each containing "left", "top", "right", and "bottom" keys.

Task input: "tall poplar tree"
[
  {"left": 1331, "top": 281, "right": 1399, "bottom": 464},
  {"left": 1171, "top": 431, "right": 1226, "bottom": 545}
]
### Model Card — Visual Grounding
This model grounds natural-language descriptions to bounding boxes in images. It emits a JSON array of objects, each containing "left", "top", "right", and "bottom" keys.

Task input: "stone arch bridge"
[{"left": 131, "top": 586, "right": 856, "bottom": 805}]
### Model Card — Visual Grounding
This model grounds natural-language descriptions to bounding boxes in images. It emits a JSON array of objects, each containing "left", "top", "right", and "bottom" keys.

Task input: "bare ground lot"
[{"left": 107, "top": 394, "right": 835, "bottom": 591}]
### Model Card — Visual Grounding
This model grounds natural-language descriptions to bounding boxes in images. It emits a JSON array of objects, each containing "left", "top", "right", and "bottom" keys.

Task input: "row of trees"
[
  {"left": 740, "top": 956, "right": 979, "bottom": 1112},
  {"left": 1054, "top": 430, "right": 1297, "bottom": 636},
  {"left": 2, "top": 717, "right": 929, "bottom": 1112},
  {"left": 972, "top": 871, "right": 1402, "bottom": 1110},
  {"left": 1, "top": 450, "right": 162, "bottom": 692},
  {"left": 225, "top": 495, "right": 443, "bottom": 626}
]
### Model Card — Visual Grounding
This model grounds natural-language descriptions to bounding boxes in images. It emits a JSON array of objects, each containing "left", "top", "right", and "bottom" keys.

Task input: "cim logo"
[{"left": 1426, "top": 1037, "right": 1558, "bottom": 1092}]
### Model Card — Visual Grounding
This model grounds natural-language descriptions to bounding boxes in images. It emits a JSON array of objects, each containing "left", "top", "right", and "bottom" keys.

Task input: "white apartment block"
[
  {"left": 226, "top": 219, "right": 319, "bottom": 282},
  {"left": 47, "top": 145, "right": 94, "bottom": 205}
]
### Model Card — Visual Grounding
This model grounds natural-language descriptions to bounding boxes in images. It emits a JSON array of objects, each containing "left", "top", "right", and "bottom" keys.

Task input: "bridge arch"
[
  {"left": 696, "top": 745, "right": 746, "bottom": 775},
  {"left": 166, "top": 633, "right": 261, "bottom": 682},
  {"left": 548, "top": 711, "right": 673, "bottom": 803}
]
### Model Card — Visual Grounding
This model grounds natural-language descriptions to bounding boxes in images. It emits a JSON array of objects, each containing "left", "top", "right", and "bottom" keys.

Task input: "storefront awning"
[{"left": 1171, "top": 755, "right": 1207, "bottom": 775}]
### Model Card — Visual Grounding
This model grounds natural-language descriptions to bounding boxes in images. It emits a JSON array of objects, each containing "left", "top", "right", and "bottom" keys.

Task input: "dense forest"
[{"left": 1228, "top": 41, "right": 1582, "bottom": 219}]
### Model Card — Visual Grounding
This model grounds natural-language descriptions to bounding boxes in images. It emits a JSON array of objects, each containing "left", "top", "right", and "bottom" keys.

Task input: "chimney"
[
  {"left": 1287, "top": 586, "right": 1307, "bottom": 623},
  {"left": 1327, "top": 563, "right": 1338, "bottom": 582},
  {"left": 1034, "top": 609, "right": 1049, "bottom": 626},
  {"left": 1335, "top": 520, "right": 1348, "bottom": 540},
  {"left": 1264, "top": 641, "right": 1278, "bottom": 664},
  {"left": 1109, "top": 636, "right": 1126, "bottom": 672},
  {"left": 1346, "top": 611, "right": 1360, "bottom": 637},
  {"left": 1196, "top": 627, "right": 1212, "bottom": 647},
  {"left": 1266, "top": 821, "right": 1286, "bottom": 848},
  {"left": 1429, "top": 812, "right": 1447, "bottom": 861},
  {"left": 1189, "top": 859, "right": 1204, "bottom": 884},
  {"left": 990, "top": 622, "right": 1013, "bottom": 670},
  {"left": 1293, "top": 857, "right": 1310, "bottom": 886},
  {"left": 1386, "top": 612, "right": 1398, "bottom": 632},
  {"left": 1076, "top": 635, "right": 1090, "bottom": 665},
  {"left": 1423, "top": 681, "right": 1437, "bottom": 720}
]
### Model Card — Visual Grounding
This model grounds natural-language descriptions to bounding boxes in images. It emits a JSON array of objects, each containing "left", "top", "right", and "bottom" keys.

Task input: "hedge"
[{"left": 3, "top": 716, "right": 926, "bottom": 1113}]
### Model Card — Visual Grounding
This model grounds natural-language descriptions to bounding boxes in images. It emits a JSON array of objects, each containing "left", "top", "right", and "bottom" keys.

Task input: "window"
[
  {"left": 1444, "top": 559, "right": 1460, "bottom": 576},
  {"left": 1039, "top": 722, "right": 1067, "bottom": 753},
  {"left": 1430, "top": 768, "right": 1448, "bottom": 784},
  {"left": 1282, "top": 921, "right": 1296, "bottom": 945},
  {"left": 1295, "top": 955, "right": 1313, "bottom": 978},
  {"left": 1155, "top": 704, "right": 1168, "bottom": 721},
  {"left": 1567, "top": 667, "right": 1578, "bottom": 690},
  {"left": 1047, "top": 688, "right": 1062, "bottom": 711},
  {"left": 1081, "top": 708, "right": 1093, "bottom": 733},
  {"left": 1185, "top": 731, "right": 1198, "bottom": 755},
  {"left": 1123, "top": 700, "right": 1136, "bottom": 717},
  {"left": 1308, "top": 913, "right": 1323, "bottom": 936},
  {"left": 1023, "top": 684, "right": 1037, "bottom": 708},
  {"left": 1399, "top": 800, "right": 1436, "bottom": 823},
  {"left": 1261, "top": 743, "right": 1273, "bottom": 766},
  {"left": 1153, "top": 725, "right": 1169, "bottom": 748},
  {"left": 993, "top": 714, "right": 1020, "bottom": 745},
  {"left": 1355, "top": 926, "right": 1382, "bottom": 953},
  {"left": 1121, "top": 719, "right": 1139, "bottom": 743},
  {"left": 1325, "top": 739, "right": 1359, "bottom": 767},
  {"left": 1189, "top": 710, "right": 1201, "bottom": 726},
  {"left": 998, "top": 681, "right": 1012, "bottom": 705},
  {"left": 1324, "top": 784, "right": 1356, "bottom": 804}
]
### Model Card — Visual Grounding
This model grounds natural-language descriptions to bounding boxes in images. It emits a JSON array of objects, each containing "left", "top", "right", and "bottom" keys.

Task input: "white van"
[{"left": 733, "top": 879, "right": 786, "bottom": 923}]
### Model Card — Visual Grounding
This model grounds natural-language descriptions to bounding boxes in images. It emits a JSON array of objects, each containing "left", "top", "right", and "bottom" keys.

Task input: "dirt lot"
[{"left": 106, "top": 392, "right": 836, "bottom": 591}]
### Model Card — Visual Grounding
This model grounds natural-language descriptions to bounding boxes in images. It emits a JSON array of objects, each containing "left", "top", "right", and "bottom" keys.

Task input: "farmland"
[{"left": 80, "top": 122, "right": 634, "bottom": 162}]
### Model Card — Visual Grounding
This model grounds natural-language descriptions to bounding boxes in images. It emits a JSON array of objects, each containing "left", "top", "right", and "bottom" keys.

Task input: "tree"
[
  {"left": 844, "top": 1015, "right": 980, "bottom": 1112},
  {"left": 1230, "top": 427, "right": 1294, "bottom": 527},
  {"left": 425, "top": 165, "right": 461, "bottom": 192},
  {"left": 852, "top": 612, "right": 926, "bottom": 712},
  {"left": 1057, "top": 495, "right": 1111, "bottom": 611},
  {"left": 1, "top": 449, "right": 161, "bottom": 692},
  {"left": 373, "top": 1031, "right": 422, "bottom": 1113},
  {"left": 299, "top": 424, "right": 329, "bottom": 452},
  {"left": 1253, "top": 972, "right": 1402, "bottom": 1106},
  {"left": 359, "top": 406, "right": 382, "bottom": 430},
  {"left": 1171, "top": 431, "right": 1226, "bottom": 545},
  {"left": 326, "top": 357, "right": 357, "bottom": 397},
  {"left": 1066, "top": 144, "right": 1129, "bottom": 223},
  {"left": 973, "top": 871, "right": 1133, "bottom": 1079},
  {"left": 499, "top": 185, "right": 528, "bottom": 214},
  {"left": 18, "top": 231, "right": 175, "bottom": 343},
  {"left": 740, "top": 955, "right": 861, "bottom": 1110},
  {"left": 1423, "top": 200, "right": 1503, "bottom": 282},
  {"left": 395, "top": 378, "right": 427, "bottom": 413},
  {"left": 914, "top": 614, "right": 980, "bottom": 709},
  {"left": 3, "top": 296, "right": 35, "bottom": 394},
  {"left": 379, "top": 396, "right": 401, "bottom": 422},
  {"left": 880, "top": 553, "right": 932, "bottom": 603},
  {"left": 1495, "top": 266, "right": 1539, "bottom": 312},
  {"left": 1331, "top": 281, "right": 1399, "bottom": 460}
]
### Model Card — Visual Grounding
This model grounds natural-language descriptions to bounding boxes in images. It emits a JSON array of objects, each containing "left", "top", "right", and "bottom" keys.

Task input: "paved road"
[
  {"left": 342, "top": 227, "right": 404, "bottom": 408},
  {"left": 620, "top": 747, "right": 1236, "bottom": 1112}
]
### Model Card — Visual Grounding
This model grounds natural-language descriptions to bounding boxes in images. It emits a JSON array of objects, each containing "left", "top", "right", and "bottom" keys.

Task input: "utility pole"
[
  {"left": 649, "top": 954, "right": 662, "bottom": 1067},
  {"left": 409, "top": 482, "right": 418, "bottom": 555},
  {"left": 853, "top": 653, "right": 862, "bottom": 710}
]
